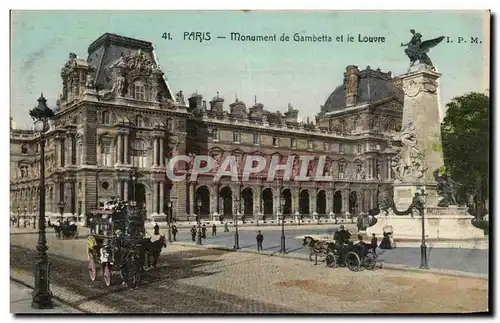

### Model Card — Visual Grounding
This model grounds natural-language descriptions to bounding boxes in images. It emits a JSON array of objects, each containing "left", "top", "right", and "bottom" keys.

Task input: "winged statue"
[{"left": 401, "top": 29, "right": 444, "bottom": 67}]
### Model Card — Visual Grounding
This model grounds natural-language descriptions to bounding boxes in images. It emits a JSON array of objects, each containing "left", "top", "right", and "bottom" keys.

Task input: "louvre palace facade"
[{"left": 10, "top": 33, "right": 403, "bottom": 223}]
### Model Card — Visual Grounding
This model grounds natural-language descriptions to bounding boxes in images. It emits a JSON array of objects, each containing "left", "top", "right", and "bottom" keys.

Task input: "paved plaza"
[{"left": 10, "top": 230, "right": 488, "bottom": 313}]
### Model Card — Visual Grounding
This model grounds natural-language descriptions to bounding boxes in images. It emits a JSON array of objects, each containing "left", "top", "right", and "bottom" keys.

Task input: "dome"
[{"left": 323, "top": 66, "right": 403, "bottom": 113}]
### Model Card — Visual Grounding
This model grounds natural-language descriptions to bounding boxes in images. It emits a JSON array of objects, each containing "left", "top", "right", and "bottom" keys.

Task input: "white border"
[{"left": 3, "top": 1, "right": 497, "bottom": 322}]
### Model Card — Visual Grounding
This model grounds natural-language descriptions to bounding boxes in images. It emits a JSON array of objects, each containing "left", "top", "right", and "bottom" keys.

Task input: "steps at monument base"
[{"left": 367, "top": 214, "right": 485, "bottom": 240}]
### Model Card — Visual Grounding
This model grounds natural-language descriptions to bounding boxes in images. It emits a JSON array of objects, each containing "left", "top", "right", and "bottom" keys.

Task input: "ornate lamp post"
[
  {"left": 131, "top": 174, "right": 137, "bottom": 202},
  {"left": 29, "top": 93, "right": 55, "bottom": 309},
  {"left": 233, "top": 199, "right": 240, "bottom": 250},
  {"left": 17, "top": 206, "right": 20, "bottom": 228},
  {"left": 419, "top": 189, "right": 429, "bottom": 269},
  {"left": 167, "top": 201, "right": 173, "bottom": 243},
  {"left": 24, "top": 206, "right": 27, "bottom": 228},
  {"left": 279, "top": 197, "right": 286, "bottom": 253},
  {"left": 196, "top": 197, "right": 202, "bottom": 245},
  {"left": 33, "top": 206, "right": 37, "bottom": 229}
]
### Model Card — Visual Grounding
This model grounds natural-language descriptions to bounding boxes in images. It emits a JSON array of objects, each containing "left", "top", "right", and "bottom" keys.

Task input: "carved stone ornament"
[
  {"left": 422, "top": 78, "right": 438, "bottom": 93},
  {"left": 404, "top": 80, "right": 421, "bottom": 98}
]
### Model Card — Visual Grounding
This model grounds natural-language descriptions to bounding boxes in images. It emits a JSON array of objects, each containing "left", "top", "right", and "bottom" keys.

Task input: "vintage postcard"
[{"left": 9, "top": 10, "right": 490, "bottom": 314}]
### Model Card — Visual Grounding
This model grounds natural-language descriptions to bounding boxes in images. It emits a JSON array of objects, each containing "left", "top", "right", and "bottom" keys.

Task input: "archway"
[
  {"left": 333, "top": 190, "right": 342, "bottom": 214},
  {"left": 299, "top": 190, "right": 310, "bottom": 215},
  {"left": 281, "top": 189, "right": 292, "bottom": 215},
  {"left": 241, "top": 188, "right": 254, "bottom": 216},
  {"left": 130, "top": 183, "right": 146, "bottom": 208},
  {"left": 195, "top": 186, "right": 211, "bottom": 219},
  {"left": 349, "top": 191, "right": 358, "bottom": 215},
  {"left": 219, "top": 186, "right": 233, "bottom": 217},
  {"left": 262, "top": 188, "right": 273, "bottom": 217},
  {"left": 317, "top": 190, "right": 326, "bottom": 215}
]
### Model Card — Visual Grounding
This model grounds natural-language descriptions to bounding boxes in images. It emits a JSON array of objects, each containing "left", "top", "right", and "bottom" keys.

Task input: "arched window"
[
  {"left": 21, "top": 144, "right": 28, "bottom": 154},
  {"left": 135, "top": 115, "right": 143, "bottom": 127},
  {"left": 134, "top": 81, "right": 146, "bottom": 101}
]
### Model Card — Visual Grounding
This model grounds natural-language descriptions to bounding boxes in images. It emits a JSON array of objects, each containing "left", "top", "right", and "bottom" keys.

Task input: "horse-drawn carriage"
[
  {"left": 53, "top": 219, "right": 79, "bottom": 239},
  {"left": 86, "top": 199, "right": 167, "bottom": 288},
  {"left": 303, "top": 235, "right": 378, "bottom": 272}
]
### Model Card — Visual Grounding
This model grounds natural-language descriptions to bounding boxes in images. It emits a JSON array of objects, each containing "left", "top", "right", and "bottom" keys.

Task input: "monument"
[{"left": 367, "top": 30, "right": 484, "bottom": 240}]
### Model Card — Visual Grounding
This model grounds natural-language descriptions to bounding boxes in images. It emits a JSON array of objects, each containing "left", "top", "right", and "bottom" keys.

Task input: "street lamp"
[
  {"left": 29, "top": 93, "right": 55, "bottom": 309},
  {"left": 233, "top": 199, "right": 240, "bottom": 250},
  {"left": 33, "top": 205, "right": 37, "bottom": 229},
  {"left": 131, "top": 174, "right": 137, "bottom": 202},
  {"left": 419, "top": 190, "right": 429, "bottom": 269},
  {"left": 279, "top": 197, "right": 286, "bottom": 253},
  {"left": 24, "top": 206, "right": 27, "bottom": 228},
  {"left": 196, "top": 197, "right": 202, "bottom": 245},
  {"left": 17, "top": 206, "right": 20, "bottom": 228},
  {"left": 167, "top": 201, "right": 173, "bottom": 243}
]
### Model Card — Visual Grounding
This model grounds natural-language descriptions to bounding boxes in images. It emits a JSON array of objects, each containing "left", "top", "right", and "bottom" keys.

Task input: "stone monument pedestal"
[{"left": 367, "top": 206, "right": 484, "bottom": 240}]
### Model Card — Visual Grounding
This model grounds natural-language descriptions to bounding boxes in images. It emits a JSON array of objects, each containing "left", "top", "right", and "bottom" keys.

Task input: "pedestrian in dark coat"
[
  {"left": 212, "top": 223, "right": 217, "bottom": 236},
  {"left": 172, "top": 225, "right": 178, "bottom": 241},
  {"left": 190, "top": 226, "right": 196, "bottom": 242},
  {"left": 370, "top": 233, "right": 378, "bottom": 255},
  {"left": 201, "top": 224, "right": 207, "bottom": 239},
  {"left": 153, "top": 223, "right": 160, "bottom": 235},
  {"left": 256, "top": 231, "right": 264, "bottom": 251}
]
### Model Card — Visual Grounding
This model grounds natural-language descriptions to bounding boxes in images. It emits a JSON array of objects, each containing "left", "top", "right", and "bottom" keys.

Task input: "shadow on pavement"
[{"left": 10, "top": 245, "right": 295, "bottom": 313}]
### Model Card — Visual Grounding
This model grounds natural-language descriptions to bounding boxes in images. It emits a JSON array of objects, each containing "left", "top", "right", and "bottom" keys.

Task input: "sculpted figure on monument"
[
  {"left": 433, "top": 169, "right": 459, "bottom": 207},
  {"left": 85, "top": 72, "right": 95, "bottom": 89},
  {"left": 401, "top": 29, "right": 444, "bottom": 68},
  {"left": 176, "top": 91, "right": 185, "bottom": 105}
]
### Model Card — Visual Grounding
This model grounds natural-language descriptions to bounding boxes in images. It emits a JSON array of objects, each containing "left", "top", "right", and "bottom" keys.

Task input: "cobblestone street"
[{"left": 10, "top": 232, "right": 488, "bottom": 313}]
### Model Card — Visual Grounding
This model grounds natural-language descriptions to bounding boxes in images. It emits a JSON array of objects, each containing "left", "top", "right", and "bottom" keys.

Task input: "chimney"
[
  {"left": 209, "top": 92, "right": 224, "bottom": 115},
  {"left": 344, "top": 65, "right": 360, "bottom": 107}
]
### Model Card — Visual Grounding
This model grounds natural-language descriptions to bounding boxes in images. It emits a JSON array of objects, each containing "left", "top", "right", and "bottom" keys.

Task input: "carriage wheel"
[
  {"left": 103, "top": 264, "right": 112, "bottom": 286},
  {"left": 88, "top": 257, "right": 96, "bottom": 281},
  {"left": 345, "top": 252, "right": 361, "bottom": 272},
  {"left": 326, "top": 253, "right": 336, "bottom": 268},
  {"left": 73, "top": 231, "right": 79, "bottom": 239},
  {"left": 364, "top": 252, "right": 377, "bottom": 270}
]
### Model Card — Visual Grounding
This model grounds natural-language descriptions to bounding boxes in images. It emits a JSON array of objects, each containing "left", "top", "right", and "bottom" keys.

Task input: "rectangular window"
[
  {"left": 233, "top": 131, "right": 240, "bottom": 143},
  {"left": 357, "top": 144, "right": 362, "bottom": 154},
  {"left": 338, "top": 164, "right": 345, "bottom": 179},
  {"left": 323, "top": 142, "right": 329, "bottom": 151},
  {"left": 339, "top": 143, "right": 345, "bottom": 153},
  {"left": 307, "top": 140, "right": 313, "bottom": 150},
  {"left": 134, "top": 85, "right": 145, "bottom": 101},
  {"left": 273, "top": 137, "right": 279, "bottom": 147},
  {"left": 253, "top": 133, "right": 259, "bottom": 145},
  {"left": 212, "top": 129, "right": 219, "bottom": 141},
  {"left": 291, "top": 138, "right": 297, "bottom": 149}
]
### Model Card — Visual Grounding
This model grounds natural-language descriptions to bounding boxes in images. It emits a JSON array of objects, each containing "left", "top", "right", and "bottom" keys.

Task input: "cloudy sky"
[{"left": 11, "top": 10, "right": 489, "bottom": 128}]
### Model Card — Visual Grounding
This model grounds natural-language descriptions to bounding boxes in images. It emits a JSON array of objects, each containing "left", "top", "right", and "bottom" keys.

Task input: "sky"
[{"left": 10, "top": 10, "right": 489, "bottom": 129}]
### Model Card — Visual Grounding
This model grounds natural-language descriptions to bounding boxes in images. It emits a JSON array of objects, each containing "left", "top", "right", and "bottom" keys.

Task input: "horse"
[
  {"left": 143, "top": 235, "right": 167, "bottom": 268},
  {"left": 302, "top": 236, "right": 335, "bottom": 265}
]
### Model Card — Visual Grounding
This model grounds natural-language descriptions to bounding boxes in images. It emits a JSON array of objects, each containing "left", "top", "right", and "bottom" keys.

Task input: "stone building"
[{"left": 10, "top": 33, "right": 403, "bottom": 224}]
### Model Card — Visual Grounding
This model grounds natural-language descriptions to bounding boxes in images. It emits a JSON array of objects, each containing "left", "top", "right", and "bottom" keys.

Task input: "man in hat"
[{"left": 335, "top": 224, "right": 351, "bottom": 245}]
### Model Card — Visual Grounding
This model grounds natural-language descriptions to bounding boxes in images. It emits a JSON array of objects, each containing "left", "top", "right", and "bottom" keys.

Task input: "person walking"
[
  {"left": 224, "top": 222, "right": 229, "bottom": 232},
  {"left": 172, "top": 225, "right": 178, "bottom": 241},
  {"left": 201, "top": 224, "right": 207, "bottom": 239},
  {"left": 370, "top": 233, "right": 378, "bottom": 255},
  {"left": 190, "top": 226, "right": 196, "bottom": 242},
  {"left": 153, "top": 222, "right": 160, "bottom": 235},
  {"left": 212, "top": 223, "right": 217, "bottom": 236},
  {"left": 256, "top": 231, "right": 264, "bottom": 251}
]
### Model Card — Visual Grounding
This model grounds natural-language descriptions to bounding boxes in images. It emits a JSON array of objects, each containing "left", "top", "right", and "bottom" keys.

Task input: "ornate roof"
[{"left": 323, "top": 66, "right": 403, "bottom": 113}]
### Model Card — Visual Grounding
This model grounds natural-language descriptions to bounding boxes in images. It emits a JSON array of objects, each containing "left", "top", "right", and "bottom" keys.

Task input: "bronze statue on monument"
[{"left": 401, "top": 29, "right": 444, "bottom": 67}]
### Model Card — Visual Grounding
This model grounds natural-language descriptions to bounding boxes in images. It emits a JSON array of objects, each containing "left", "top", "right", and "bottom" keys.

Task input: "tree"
[{"left": 440, "top": 92, "right": 489, "bottom": 217}]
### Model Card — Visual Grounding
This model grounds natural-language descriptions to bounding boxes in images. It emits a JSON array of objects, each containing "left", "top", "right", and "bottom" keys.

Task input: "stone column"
[
  {"left": 65, "top": 136, "right": 71, "bottom": 166},
  {"left": 124, "top": 181, "right": 129, "bottom": 201},
  {"left": 159, "top": 182, "right": 165, "bottom": 215},
  {"left": 124, "top": 134, "right": 129, "bottom": 165},
  {"left": 342, "top": 188, "right": 350, "bottom": 214},
  {"left": 159, "top": 137, "right": 164, "bottom": 166},
  {"left": 153, "top": 138, "right": 158, "bottom": 166},
  {"left": 370, "top": 189, "right": 375, "bottom": 209},
  {"left": 116, "top": 181, "right": 122, "bottom": 199},
  {"left": 117, "top": 135, "right": 123, "bottom": 164},
  {"left": 326, "top": 187, "right": 333, "bottom": 214},
  {"left": 311, "top": 189, "right": 317, "bottom": 215},
  {"left": 189, "top": 182, "right": 195, "bottom": 215}
]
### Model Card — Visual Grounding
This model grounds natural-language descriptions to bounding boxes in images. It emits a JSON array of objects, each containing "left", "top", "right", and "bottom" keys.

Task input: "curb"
[
  {"left": 173, "top": 242, "right": 488, "bottom": 280},
  {"left": 10, "top": 277, "right": 86, "bottom": 313}
]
